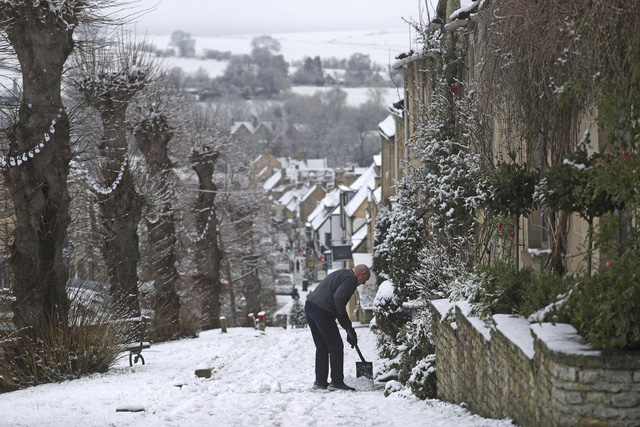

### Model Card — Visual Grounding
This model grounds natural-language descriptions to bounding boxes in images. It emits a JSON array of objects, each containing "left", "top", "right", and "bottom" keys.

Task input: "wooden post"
[{"left": 220, "top": 316, "right": 227, "bottom": 333}]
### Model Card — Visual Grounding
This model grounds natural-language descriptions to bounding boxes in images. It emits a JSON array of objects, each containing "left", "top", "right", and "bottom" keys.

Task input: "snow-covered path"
[{"left": 0, "top": 326, "right": 511, "bottom": 426}]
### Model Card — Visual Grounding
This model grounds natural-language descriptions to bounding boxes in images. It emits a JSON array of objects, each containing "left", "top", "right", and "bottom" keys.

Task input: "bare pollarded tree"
[
  {"left": 131, "top": 81, "right": 183, "bottom": 339},
  {"left": 216, "top": 144, "right": 277, "bottom": 327},
  {"left": 0, "top": 1, "right": 126, "bottom": 331},
  {"left": 187, "top": 106, "right": 231, "bottom": 330},
  {"left": 69, "top": 32, "right": 154, "bottom": 316}
]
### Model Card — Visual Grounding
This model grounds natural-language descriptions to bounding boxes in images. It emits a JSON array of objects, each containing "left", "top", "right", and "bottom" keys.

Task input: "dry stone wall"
[{"left": 430, "top": 299, "right": 640, "bottom": 426}]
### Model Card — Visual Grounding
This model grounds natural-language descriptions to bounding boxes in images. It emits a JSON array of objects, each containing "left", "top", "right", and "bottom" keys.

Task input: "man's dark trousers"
[{"left": 305, "top": 300, "right": 344, "bottom": 385}]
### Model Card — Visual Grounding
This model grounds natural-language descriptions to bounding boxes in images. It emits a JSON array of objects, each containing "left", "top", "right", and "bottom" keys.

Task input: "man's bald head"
[{"left": 353, "top": 264, "right": 370, "bottom": 285}]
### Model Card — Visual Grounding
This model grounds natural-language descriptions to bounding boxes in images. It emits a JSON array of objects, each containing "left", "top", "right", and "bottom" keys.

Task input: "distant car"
[
  {"left": 274, "top": 273, "right": 294, "bottom": 295},
  {"left": 275, "top": 263, "right": 290, "bottom": 273},
  {"left": 67, "top": 278, "right": 112, "bottom": 322}
]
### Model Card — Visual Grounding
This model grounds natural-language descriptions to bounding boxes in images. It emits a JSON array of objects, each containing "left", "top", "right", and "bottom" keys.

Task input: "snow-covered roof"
[
  {"left": 307, "top": 202, "right": 325, "bottom": 225},
  {"left": 257, "top": 122, "right": 274, "bottom": 133},
  {"left": 256, "top": 165, "right": 269, "bottom": 179},
  {"left": 345, "top": 185, "right": 369, "bottom": 217},
  {"left": 309, "top": 188, "right": 340, "bottom": 231},
  {"left": 286, "top": 199, "right": 298, "bottom": 213},
  {"left": 301, "top": 184, "right": 323, "bottom": 202},
  {"left": 278, "top": 185, "right": 309, "bottom": 207},
  {"left": 349, "top": 163, "right": 376, "bottom": 192},
  {"left": 278, "top": 189, "right": 296, "bottom": 206},
  {"left": 351, "top": 222, "right": 368, "bottom": 251},
  {"left": 373, "top": 153, "right": 381, "bottom": 167},
  {"left": 378, "top": 114, "right": 395, "bottom": 139},
  {"left": 304, "top": 159, "right": 328, "bottom": 169},
  {"left": 324, "top": 188, "right": 340, "bottom": 207},
  {"left": 372, "top": 186, "right": 382, "bottom": 204},
  {"left": 263, "top": 170, "right": 282, "bottom": 191},
  {"left": 251, "top": 153, "right": 264, "bottom": 165},
  {"left": 230, "top": 121, "right": 256, "bottom": 135},
  {"left": 273, "top": 156, "right": 331, "bottom": 185},
  {"left": 311, "top": 208, "right": 330, "bottom": 231}
]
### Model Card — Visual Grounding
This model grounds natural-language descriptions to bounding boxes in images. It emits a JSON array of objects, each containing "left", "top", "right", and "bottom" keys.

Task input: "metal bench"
[{"left": 125, "top": 316, "right": 150, "bottom": 366}]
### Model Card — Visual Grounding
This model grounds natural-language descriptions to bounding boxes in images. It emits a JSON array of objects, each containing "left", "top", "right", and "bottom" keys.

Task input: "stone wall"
[{"left": 430, "top": 299, "right": 640, "bottom": 426}]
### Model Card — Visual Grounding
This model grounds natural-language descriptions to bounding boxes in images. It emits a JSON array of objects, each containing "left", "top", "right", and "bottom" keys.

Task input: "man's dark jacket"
[{"left": 306, "top": 268, "right": 357, "bottom": 330}]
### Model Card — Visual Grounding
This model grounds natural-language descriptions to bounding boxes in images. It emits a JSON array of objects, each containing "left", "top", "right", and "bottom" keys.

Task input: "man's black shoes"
[
  {"left": 312, "top": 381, "right": 328, "bottom": 390},
  {"left": 328, "top": 382, "right": 356, "bottom": 391}
]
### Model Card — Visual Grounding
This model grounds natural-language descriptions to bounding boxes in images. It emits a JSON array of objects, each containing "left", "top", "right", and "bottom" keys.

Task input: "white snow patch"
[
  {"left": 493, "top": 314, "right": 535, "bottom": 359},
  {"left": 456, "top": 301, "right": 492, "bottom": 341},
  {"left": 527, "top": 248, "right": 552, "bottom": 257},
  {"left": 562, "top": 158, "right": 587, "bottom": 170},
  {"left": 531, "top": 323, "right": 601, "bottom": 357}
]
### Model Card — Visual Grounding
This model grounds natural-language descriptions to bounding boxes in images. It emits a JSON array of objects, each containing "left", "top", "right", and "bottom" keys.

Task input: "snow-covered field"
[
  {"left": 289, "top": 85, "right": 403, "bottom": 107},
  {"left": 149, "top": 29, "right": 415, "bottom": 70},
  {"left": 0, "top": 324, "right": 512, "bottom": 426}
]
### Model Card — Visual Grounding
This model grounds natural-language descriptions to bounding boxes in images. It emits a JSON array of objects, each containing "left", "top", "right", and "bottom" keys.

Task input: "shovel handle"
[{"left": 354, "top": 344, "right": 367, "bottom": 363}]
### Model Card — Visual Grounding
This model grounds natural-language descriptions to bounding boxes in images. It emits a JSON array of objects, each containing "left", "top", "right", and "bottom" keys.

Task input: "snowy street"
[{"left": 0, "top": 324, "right": 511, "bottom": 426}]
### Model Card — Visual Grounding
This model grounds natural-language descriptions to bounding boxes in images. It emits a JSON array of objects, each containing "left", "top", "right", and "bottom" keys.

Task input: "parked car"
[
  {"left": 67, "top": 278, "right": 112, "bottom": 323},
  {"left": 274, "top": 273, "right": 294, "bottom": 295},
  {"left": 275, "top": 263, "right": 290, "bottom": 274}
]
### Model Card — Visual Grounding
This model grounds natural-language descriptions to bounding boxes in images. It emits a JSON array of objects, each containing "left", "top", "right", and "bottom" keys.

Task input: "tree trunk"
[
  {"left": 586, "top": 217, "right": 594, "bottom": 278},
  {"left": 219, "top": 239, "right": 238, "bottom": 327},
  {"left": 546, "top": 210, "right": 569, "bottom": 275},
  {"left": 227, "top": 207, "right": 263, "bottom": 326},
  {"left": 97, "top": 111, "right": 142, "bottom": 317},
  {"left": 192, "top": 158, "right": 223, "bottom": 330},
  {"left": 134, "top": 116, "right": 181, "bottom": 339},
  {"left": 3, "top": 12, "right": 74, "bottom": 330},
  {"left": 240, "top": 252, "right": 263, "bottom": 326},
  {"left": 514, "top": 213, "right": 520, "bottom": 270}
]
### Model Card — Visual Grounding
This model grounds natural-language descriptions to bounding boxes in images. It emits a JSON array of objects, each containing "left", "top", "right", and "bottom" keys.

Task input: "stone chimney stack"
[{"left": 298, "top": 151, "right": 308, "bottom": 165}]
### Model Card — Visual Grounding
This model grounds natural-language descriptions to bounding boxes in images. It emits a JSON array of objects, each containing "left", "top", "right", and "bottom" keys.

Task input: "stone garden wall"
[{"left": 430, "top": 299, "right": 640, "bottom": 426}]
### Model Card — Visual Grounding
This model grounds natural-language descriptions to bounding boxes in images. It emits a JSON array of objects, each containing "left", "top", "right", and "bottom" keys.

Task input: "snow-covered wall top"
[{"left": 430, "top": 299, "right": 640, "bottom": 426}]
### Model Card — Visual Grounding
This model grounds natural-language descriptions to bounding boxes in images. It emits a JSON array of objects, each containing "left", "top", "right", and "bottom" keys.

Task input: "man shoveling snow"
[{"left": 304, "top": 264, "right": 370, "bottom": 391}]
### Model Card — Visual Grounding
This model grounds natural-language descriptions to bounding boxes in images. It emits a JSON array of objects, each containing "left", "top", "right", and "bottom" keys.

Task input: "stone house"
[
  {"left": 387, "top": 0, "right": 612, "bottom": 275},
  {"left": 250, "top": 149, "right": 281, "bottom": 182},
  {"left": 298, "top": 184, "right": 326, "bottom": 225},
  {"left": 382, "top": 1, "right": 639, "bottom": 425}
]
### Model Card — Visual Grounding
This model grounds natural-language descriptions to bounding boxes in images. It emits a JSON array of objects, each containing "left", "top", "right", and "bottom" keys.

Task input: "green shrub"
[
  {"left": 397, "top": 316, "right": 437, "bottom": 400},
  {"left": 289, "top": 300, "right": 307, "bottom": 327},
  {"left": 406, "top": 354, "right": 436, "bottom": 400},
  {"left": 520, "top": 272, "right": 572, "bottom": 318},
  {"left": 449, "top": 263, "right": 571, "bottom": 320},
  {"left": 451, "top": 263, "right": 532, "bottom": 318},
  {"left": 565, "top": 250, "right": 640, "bottom": 349},
  {"left": 372, "top": 280, "right": 410, "bottom": 345}
]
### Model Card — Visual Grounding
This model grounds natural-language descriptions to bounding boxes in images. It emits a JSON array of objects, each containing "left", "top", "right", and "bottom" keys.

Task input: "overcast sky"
[{"left": 131, "top": 0, "right": 434, "bottom": 36}]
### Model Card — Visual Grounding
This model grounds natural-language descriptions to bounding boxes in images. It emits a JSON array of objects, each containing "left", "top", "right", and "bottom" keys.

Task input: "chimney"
[{"left": 298, "top": 151, "right": 308, "bottom": 165}]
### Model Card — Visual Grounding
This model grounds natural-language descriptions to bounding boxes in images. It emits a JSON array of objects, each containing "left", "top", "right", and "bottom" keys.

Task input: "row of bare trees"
[{"left": 0, "top": 1, "right": 277, "bottom": 343}]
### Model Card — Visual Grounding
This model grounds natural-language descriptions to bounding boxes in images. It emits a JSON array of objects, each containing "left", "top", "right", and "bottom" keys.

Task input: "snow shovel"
[{"left": 354, "top": 344, "right": 373, "bottom": 379}]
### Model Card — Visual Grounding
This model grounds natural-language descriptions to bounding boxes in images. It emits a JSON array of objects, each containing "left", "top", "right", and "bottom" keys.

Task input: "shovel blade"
[{"left": 356, "top": 361, "right": 373, "bottom": 379}]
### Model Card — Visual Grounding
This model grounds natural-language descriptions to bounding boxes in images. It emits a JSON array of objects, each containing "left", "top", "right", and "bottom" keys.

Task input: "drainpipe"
[{"left": 403, "top": 65, "right": 411, "bottom": 178}]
